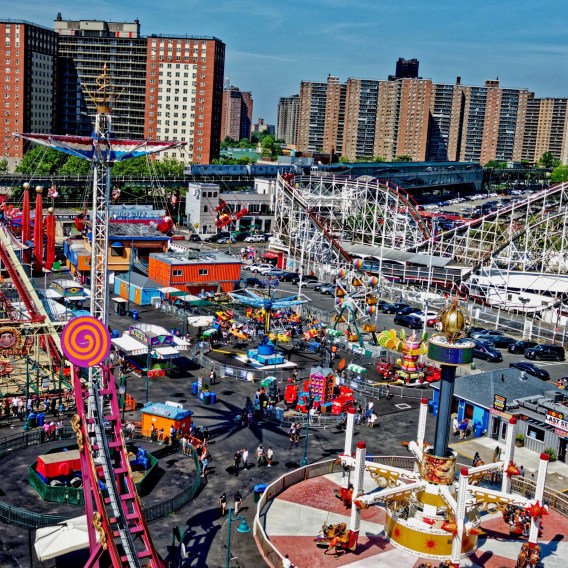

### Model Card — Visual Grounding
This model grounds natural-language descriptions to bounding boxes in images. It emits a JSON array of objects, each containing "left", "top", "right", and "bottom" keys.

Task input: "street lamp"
[
  {"left": 145, "top": 344, "right": 152, "bottom": 403},
  {"left": 118, "top": 377, "right": 127, "bottom": 421},
  {"left": 226, "top": 508, "right": 250, "bottom": 568},
  {"left": 23, "top": 355, "right": 30, "bottom": 432},
  {"left": 300, "top": 416, "right": 310, "bottom": 467}
]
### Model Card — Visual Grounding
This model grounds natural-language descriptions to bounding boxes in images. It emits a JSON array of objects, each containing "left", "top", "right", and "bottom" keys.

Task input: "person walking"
[
  {"left": 201, "top": 454, "right": 208, "bottom": 478},
  {"left": 234, "top": 490, "right": 243, "bottom": 514},
  {"left": 453, "top": 416, "right": 460, "bottom": 436},
  {"left": 256, "top": 444, "right": 265, "bottom": 467},
  {"left": 267, "top": 447, "right": 274, "bottom": 467},
  {"left": 219, "top": 492, "right": 227, "bottom": 516},
  {"left": 233, "top": 450, "right": 241, "bottom": 475},
  {"left": 242, "top": 448, "right": 249, "bottom": 470}
]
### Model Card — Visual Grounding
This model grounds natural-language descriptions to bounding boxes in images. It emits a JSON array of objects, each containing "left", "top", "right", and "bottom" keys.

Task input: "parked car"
[
  {"left": 303, "top": 275, "right": 319, "bottom": 284},
  {"left": 470, "top": 329, "right": 505, "bottom": 340},
  {"left": 279, "top": 272, "right": 300, "bottom": 283},
  {"left": 263, "top": 233, "right": 274, "bottom": 241},
  {"left": 250, "top": 263, "right": 275, "bottom": 274},
  {"left": 235, "top": 277, "right": 266, "bottom": 289},
  {"left": 393, "top": 313, "right": 423, "bottom": 329},
  {"left": 426, "top": 316, "right": 438, "bottom": 327},
  {"left": 472, "top": 340, "right": 503, "bottom": 362},
  {"left": 412, "top": 310, "right": 438, "bottom": 323},
  {"left": 396, "top": 306, "right": 422, "bottom": 316},
  {"left": 508, "top": 340, "right": 539, "bottom": 354},
  {"left": 216, "top": 236, "right": 235, "bottom": 244},
  {"left": 244, "top": 234, "right": 265, "bottom": 243},
  {"left": 377, "top": 299, "right": 389, "bottom": 311},
  {"left": 382, "top": 302, "right": 410, "bottom": 314},
  {"left": 320, "top": 283, "right": 336, "bottom": 295},
  {"left": 204, "top": 231, "right": 230, "bottom": 243},
  {"left": 524, "top": 344, "right": 566, "bottom": 361},
  {"left": 188, "top": 234, "right": 201, "bottom": 242},
  {"left": 467, "top": 326, "right": 489, "bottom": 338},
  {"left": 234, "top": 232, "right": 251, "bottom": 242},
  {"left": 314, "top": 282, "right": 332, "bottom": 291},
  {"left": 302, "top": 279, "right": 322, "bottom": 289},
  {"left": 509, "top": 361, "right": 550, "bottom": 381},
  {"left": 264, "top": 269, "right": 285, "bottom": 279},
  {"left": 475, "top": 333, "right": 517, "bottom": 348}
]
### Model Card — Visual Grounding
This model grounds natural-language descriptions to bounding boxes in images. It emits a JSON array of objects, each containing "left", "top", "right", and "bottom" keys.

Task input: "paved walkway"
[
  {"left": 262, "top": 470, "right": 568, "bottom": 568},
  {"left": 450, "top": 436, "right": 568, "bottom": 493}
]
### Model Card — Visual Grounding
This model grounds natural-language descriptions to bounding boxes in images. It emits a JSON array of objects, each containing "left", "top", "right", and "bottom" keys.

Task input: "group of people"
[
  {"left": 452, "top": 416, "right": 471, "bottom": 439},
  {"left": 288, "top": 423, "right": 303, "bottom": 447},
  {"left": 218, "top": 490, "right": 243, "bottom": 516},
  {"left": 502, "top": 504, "right": 543, "bottom": 539}
]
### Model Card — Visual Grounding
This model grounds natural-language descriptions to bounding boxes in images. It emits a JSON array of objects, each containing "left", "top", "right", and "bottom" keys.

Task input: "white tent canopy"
[
  {"left": 35, "top": 515, "right": 98, "bottom": 561},
  {"left": 186, "top": 315, "right": 214, "bottom": 327}
]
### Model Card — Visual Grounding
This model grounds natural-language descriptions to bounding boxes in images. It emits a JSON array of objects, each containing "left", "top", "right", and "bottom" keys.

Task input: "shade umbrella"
[
  {"left": 187, "top": 315, "right": 214, "bottom": 328},
  {"left": 35, "top": 515, "right": 99, "bottom": 561}
]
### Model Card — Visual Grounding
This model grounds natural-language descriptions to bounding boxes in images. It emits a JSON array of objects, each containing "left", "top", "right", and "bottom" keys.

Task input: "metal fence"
[
  {"left": 253, "top": 455, "right": 568, "bottom": 568},
  {"left": 0, "top": 431, "right": 203, "bottom": 528}
]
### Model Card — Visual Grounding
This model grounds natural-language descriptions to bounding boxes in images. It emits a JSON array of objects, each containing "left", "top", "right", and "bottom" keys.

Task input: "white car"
[
  {"left": 412, "top": 310, "right": 438, "bottom": 322},
  {"left": 244, "top": 234, "right": 265, "bottom": 243},
  {"left": 250, "top": 263, "right": 274, "bottom": 274}
]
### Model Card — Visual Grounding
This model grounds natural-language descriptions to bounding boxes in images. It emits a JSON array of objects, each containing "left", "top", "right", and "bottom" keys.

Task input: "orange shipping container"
[{"left": 141, "top": 402, "right": 193, "bottom": 438}]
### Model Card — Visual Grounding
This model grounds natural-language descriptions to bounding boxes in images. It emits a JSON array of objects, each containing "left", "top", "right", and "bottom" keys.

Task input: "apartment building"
[
  {"left": 0, "top": 19, "right": 57, "bottom": 167},
  {"left": 297, "top": 80, "right": 328, "bottom": 153},
  {"left": 144, "top": 35, "right": 225, "bottom": 163},
  {"left": 276, "top": 94, "right": 299, "bottom": 145},
  {"left": 221, "top": 85, "right": 253, "bottom": 141}
]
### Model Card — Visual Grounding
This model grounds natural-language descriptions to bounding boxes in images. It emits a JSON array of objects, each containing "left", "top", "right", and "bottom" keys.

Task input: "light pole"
[
  {"left": 226, "top": 508, "right": 250, "bottom": 568},
  {"left": 301, "top": 417, "right": 310, "bottom": 466},
  {"left": 145, "top": 344, "right": 151, "bottom": 403},
  {"left": 118, "top": 376, "right": 127, "bottom": 421},
  {"left": 23, "top": 355, "right": 30, "bottom": 432}
]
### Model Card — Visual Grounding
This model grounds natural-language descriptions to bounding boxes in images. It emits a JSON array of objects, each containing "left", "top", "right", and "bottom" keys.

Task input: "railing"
[
  {"left": 253, "top": 455, "right": 568, "bottom": 568},
  {"left": 0, "top": 431, "right": 203, "bottom": 528}
]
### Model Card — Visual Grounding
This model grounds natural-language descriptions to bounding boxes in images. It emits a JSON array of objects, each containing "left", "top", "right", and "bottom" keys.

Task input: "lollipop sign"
[{"left": 62, "top": 316, "right": 111, "bottom": 368}]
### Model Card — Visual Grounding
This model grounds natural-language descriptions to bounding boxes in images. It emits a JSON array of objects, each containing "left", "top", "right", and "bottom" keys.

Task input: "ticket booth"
[
  {"left": 141, "top": 402, "right": 193, "bottom": 438},
  {"left": 112, "top": 297, "right": 128, "bottom": 316}
]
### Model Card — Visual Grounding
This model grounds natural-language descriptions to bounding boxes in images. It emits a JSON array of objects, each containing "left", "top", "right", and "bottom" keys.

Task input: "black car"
[
  {"left": 467, "top": 326, "right": 489, "bottom": 338},
  {"left": 509, "top": 361, "right": 550, "bottom": 381},
  {"left": 188, "top": 234, "right": 201, "bottom": 242},
  {"left": 279, "top": 271, "right": 300, "bottom": 283},
  {"left": 525, "top": 344, "right": 566, "bottom": 361},
  {"left": 382, "top": 302, "right": 410, "bottom": 314},
  {"left": 377, "top": 299, "right": 389, "bottom": 311},
  {"left": 508, "top": 340, "right": 538, "bottom": 354},
  {"left": 472, "top": 340, "right": 503, "bottom": 362},
  {"left": 396, "top": 306, "right": 421, "bottom": 316},
  {"left": 234, "top": 232, "right": 251, "bottom": 242},
  {"left": 237, "top": 277, "right": 265, "bottom": 289},
  {"left": 393, "top": 313, "right": 423, "bottom": 329},
  {"left": 475, "top": 333, "right": 517, "bottom": 348},
  {"left": 204, "top": 231, "right": 230, "bottom": 243}
]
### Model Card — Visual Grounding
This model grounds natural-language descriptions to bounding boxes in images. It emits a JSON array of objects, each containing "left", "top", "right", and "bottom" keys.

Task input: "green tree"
[
  {"left": 111, "top": 156, "right": 148, "bottom": 176},
  {"left": 0, "top": 158, "right": 8, "bottom": 173},
  {"left": 153, "top": 158, "right": 184, "bottom": 178},
  {"left": 393, "top": 154, "right": 412, "bottom": 162},
  {"left": 238, "top": 138, "right": 253, "bottom": 149},
  {"left": 538, "top": 151, "right": 561, "bottom": 169},
  {"left": 484, "top": 160, "right": 507, "bottom": 169},
  {"left": 58, "top": 156, "right": 92, "bottom": 175},
  {"left": 372, "top": 155, "right": 386, "bottom": 162},
  {"left": 15, "top": 146, "right": 65, "bottom": 174},
  {"left": 550, "top": 165, "right": 568, "bottom": 183},
  {"left": 220, "top": 136, "right": 238, "bottom": 150}
]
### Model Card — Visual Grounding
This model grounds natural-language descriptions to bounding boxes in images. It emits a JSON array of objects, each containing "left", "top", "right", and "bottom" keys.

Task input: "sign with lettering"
[
  {"left": 489, "top": 407, "right": 512, "bottom": 420},
  {"left": 545, "top": 413, "right": 568, "bottom": 433},
  {"left": 108, "top": 205, "right": 165, "bottom": 223},
  {"left": 493, "top": 394, "right": 507, "bottom": 412}
]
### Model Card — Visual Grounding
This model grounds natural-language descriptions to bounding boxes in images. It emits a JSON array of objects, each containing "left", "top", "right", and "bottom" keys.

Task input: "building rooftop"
[
  {"left": 141, "top": 402, "right": 193, "bottom": 421},
  {"left": 150, "top": 251, "right": 242, "bottom": 266},
  {"left": 115, "top": 272, "right": 160, "bottom": 289},
  {"left": 432, "top": 368, "right": 562, "bottom": 411}
]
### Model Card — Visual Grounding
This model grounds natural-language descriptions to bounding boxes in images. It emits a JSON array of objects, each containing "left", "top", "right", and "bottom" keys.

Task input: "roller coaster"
[{"left": 274, "top": 173, "right": 568, "bottom": 341}]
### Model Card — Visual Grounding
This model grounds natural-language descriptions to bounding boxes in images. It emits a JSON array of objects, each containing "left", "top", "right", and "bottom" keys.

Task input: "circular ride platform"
[{"left": 260, "top": 468, "right": 568, "bottom": 568}]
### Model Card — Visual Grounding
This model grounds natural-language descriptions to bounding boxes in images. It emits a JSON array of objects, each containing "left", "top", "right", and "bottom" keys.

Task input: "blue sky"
[{"left": 9, "top": 0, "right": 568, "bottom": 124}]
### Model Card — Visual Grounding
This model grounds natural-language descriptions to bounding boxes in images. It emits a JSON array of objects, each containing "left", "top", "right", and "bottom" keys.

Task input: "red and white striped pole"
[
  {"left": 528, "top": 452, "right": 549, "bottom": 548},
  {"left": 501, "top": 417, "right": 517, "bottom": 494},
  {"left": 451, "top": 466, "right": 470, "bottom": 567},
  {"left": 350, "top": 441, "right": 367, "bottom": 541}
]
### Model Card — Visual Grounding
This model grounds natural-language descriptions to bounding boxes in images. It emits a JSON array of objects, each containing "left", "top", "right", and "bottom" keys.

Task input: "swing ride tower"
[{"left": 17, "top": 67, "right": 184, "bottom": 567}]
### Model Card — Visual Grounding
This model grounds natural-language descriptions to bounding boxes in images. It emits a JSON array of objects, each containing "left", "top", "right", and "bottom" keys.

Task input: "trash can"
[
  {"left": 275, "top": 407, "right": 284, "bottom": 422},
  {"left": 428, "top": 400, "right": 434, "bottom": 414},
  {"left": 192, "top": 382, "right": 199, "bottom": 396},
  {"left": 474, "top": 421, "right": 484, "bottom": 438},
  {"left": 209, "top": 392, "right": 217, "bottom": 405},
  {"left": 28, "top": 412, "right": 37, "bottom": 429},
  {"left": 132, "top": 310, "right": 139, "bottom": 321},
  {"left": 471, "top": 362, "right": 476, "bottom": 370},
  {"left": 254, "top": 483, "right": 267, "bottom": 503},
  {"left": 37, "top": 413, "right": 45, "bottom": 427},
  {"left": 202, "top": 392, "right": 211, "bottom": 405},
  {"left": 111, "top": 329, "right": 120, "bottom": 339}
]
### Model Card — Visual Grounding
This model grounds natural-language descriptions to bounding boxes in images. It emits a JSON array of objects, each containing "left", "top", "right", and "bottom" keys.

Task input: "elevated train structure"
[{"left": 273, "top": 173, "right": 568, "bottom": 343}]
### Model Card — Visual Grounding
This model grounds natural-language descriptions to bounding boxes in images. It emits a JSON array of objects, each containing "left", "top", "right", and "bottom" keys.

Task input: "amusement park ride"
[
  {"left": 321, "top": 299, "right": 548, "bottom": 567},
  {"left": 15, "top": 67, "right": 184, "bottom": 567}
]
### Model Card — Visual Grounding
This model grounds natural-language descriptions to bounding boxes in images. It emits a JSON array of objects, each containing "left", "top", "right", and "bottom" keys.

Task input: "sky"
[{"left": 7, "top": 0, "right": 568, "bottom": 124}]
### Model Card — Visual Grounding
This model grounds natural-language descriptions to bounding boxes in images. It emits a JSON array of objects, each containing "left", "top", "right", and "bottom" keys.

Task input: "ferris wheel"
[{"left": 334, "top": 259, "right": 381, "bottom": 346}]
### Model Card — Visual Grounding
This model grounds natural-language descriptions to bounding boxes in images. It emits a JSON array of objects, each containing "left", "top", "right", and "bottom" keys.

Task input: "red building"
[{"left": 148, "top": 251, "right": 241, "bottom": 294}]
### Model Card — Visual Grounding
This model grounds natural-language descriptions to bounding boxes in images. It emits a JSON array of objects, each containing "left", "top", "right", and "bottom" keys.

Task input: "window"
[
  {"left": 173, "top": 269, "right": 183, "bottom": 277},
  {"left": 198, "top": 269, "right": 209, "bottom": 276},
  {"left": 203, "top": 205, "right": 208, "bottom": 212}
]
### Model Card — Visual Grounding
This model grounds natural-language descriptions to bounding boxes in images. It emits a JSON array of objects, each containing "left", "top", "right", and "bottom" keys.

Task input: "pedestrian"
[
  {"left": 267, "top": 447, "right": 274, "bottom": 467},
  {"left": 473, "top": 452, "right": 480, "bottom": 466},
  {"left": 256, "top": 444, "right": 265, "bottom": 466},
  {"left": 459, "top": 418, "right": 468, "bottom": 439},
  {"left": 289, "top": 424, "right": 296, "bottom": 449},
  {"left": 369, "top": 411, "right": 378, "bottom": 428},
  {"left": 219, "top": 492, "right": 227, "bottom": 516},
  {"left": 242, "top": 448, "right": 249, "bottom": 470},
  {"left": 453, "top": 416, "right": 459, "bottom": 436},
  {"left": 233, "top": 450, "right": 241, "bottom": 475},
  {"left": 201, "top": 454, "right": 208, "bottom": 477},
  {"left": 234, "top": 490, "right": 243, "bottom": 514},
  {"left": 520, "top": 465, "right": 525, "bottom": 477},
  {"left": 282, "top": 554, "right": 295, "bottom": 568}
]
